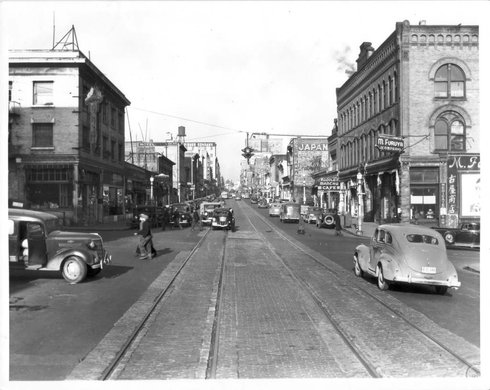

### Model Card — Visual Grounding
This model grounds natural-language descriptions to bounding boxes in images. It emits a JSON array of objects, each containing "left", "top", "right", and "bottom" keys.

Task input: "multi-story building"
[
  {"left": 8, "top": 48, "right": 133, "bottom": 225},
  {"left": 336, "top": 20, "right": 479, "bottom": 227}
]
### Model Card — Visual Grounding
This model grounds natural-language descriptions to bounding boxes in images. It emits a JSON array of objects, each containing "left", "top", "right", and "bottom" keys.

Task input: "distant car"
[
  {"left": 170, "top": 203, "right": 192, "bottom": 227},
  {"left": 432, "top": 222, "right": 480, "bottom": 250},
  {"left": 211, "top": 207, "right": 235, "bottom": 231},
  {"left": 8, "top": 208, "right": 111, "bottom": 284},
  {"left": 316, "top": 208, "right": 338, "bottom": 228},
  {"left": 200, "top": 201, "right": 223, "bottom": 225},
  {"left": 354, "top": 224, "right": 461, "bottom": 295},
  {"left": 269, "top": 203, "right": 282, "bottom": 217},
  {"left": 279, "top": 203, "right": 300, "bottom": 223},
  {"left": 250, "top": 196, "right": 258, "bottom": 204},
  {"left": 257, "top": 199, "right": 269, "bottom": 208},
  {"left": 128, "top": 205, "right": 164, "bottom": 229},
  {"left": 235, "top": 195, "right": 242, "bottom": 200},
  {"left": 303, "top": 206, "right": 323, "bottom": 224}
]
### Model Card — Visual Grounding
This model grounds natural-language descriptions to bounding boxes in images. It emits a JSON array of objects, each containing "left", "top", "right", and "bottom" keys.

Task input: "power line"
[{"left": 129, "top": 107, "right": 246, "bottom": 134}]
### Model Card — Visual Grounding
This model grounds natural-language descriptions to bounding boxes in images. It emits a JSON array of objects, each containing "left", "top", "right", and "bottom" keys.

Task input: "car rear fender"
[{"left": 376, "top": 253, "right": 401, "bottom": 281}]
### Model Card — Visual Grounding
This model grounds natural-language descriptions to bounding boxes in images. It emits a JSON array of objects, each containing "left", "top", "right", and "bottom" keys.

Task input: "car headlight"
[{"left": 87, "top": 240, "right": 96, "bottom": 250}]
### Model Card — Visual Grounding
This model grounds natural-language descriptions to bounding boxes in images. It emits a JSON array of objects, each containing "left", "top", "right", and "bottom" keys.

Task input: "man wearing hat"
[{"left": 134, "top": 213, "right": 153, "bottom": 260}]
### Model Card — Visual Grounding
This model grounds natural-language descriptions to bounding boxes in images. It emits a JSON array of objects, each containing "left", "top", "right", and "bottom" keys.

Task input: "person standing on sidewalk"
[
  {"left": 172, "top": 208, "right": 182, "bottom": 230},
  {"left": 333, "top": 212, "right": 343, "bottom": 236},
  {"left": 134, "top": 213, "right": 153, "bottom": 259}
]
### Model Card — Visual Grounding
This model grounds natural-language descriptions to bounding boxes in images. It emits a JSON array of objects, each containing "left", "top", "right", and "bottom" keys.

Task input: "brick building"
[
  {"left": 8, "top": 48, "right": 133, "bottom": 225},
  {"left": 336, "top": 20, "right": 479, "bottom": 227}
]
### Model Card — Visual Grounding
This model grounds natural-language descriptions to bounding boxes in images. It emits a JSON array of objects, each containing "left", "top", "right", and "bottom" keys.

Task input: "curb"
[{"left": 463, "top": 266, "right": 480, "bottom": 274}]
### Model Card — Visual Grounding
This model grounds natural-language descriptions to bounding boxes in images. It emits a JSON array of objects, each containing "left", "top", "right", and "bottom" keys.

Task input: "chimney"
[{"left": 356, "top": 42, "right": 375, "bottom": 71}]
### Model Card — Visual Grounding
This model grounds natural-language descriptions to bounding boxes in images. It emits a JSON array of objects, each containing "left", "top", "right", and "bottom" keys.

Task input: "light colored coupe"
[
  {"left": 269, "top": 203, "right": 281, "bottom": 217},
  {"left": 354, "top": 224, "right": 461, "bottom": 295}
]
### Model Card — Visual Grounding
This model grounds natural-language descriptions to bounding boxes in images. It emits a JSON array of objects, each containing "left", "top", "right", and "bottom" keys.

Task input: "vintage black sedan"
[
  {"left": 354, "top": 224, "right": 460, "bottom": 295},
  {"left": 316, "top": 208, "right": 338, "bottom": 228},
  {"left": 432, "top": 222, "right": 480, "bottom": 250},
  {"left": 211, "top": 208, "right": 235, "bottom": 231},
  {"left": 8, "top": 208, "right": 111, "bottom": 284}
]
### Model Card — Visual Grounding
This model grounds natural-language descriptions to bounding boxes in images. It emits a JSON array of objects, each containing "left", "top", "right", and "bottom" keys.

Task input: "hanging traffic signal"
[{"left": 241, "top": 146, "right": 254, "bottom": 162}]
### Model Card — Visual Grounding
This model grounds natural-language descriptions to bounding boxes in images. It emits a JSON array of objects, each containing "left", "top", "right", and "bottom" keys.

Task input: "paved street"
[{"left": 61, "top": 199, "right": 480, "bottom": 380}]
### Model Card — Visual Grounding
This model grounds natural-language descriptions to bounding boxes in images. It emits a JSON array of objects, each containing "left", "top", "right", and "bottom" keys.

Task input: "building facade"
[
  {"left": 336, "top": 20, "right": 479, "bottom": 227},
  {"left": 8, "top": 49, "right": 132, "bottom": 225}
]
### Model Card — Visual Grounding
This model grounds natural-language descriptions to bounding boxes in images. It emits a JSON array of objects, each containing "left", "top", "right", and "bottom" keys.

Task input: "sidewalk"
[{"left": 341, "top": 221, "right": 480, "bottom": 274}]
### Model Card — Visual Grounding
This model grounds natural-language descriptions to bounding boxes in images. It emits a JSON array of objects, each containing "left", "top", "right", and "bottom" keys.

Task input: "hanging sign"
[
  {"left": 318, "top": 176, "right": 340, "bottom": 191},
  {"left": 376, "top": 135, "right": 404, "bottom": 152}
]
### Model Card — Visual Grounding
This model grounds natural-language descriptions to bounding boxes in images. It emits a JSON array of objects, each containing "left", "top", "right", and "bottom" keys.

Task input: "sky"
[{"left": 1, "top": 1, "right": 488, "bottom": 182}]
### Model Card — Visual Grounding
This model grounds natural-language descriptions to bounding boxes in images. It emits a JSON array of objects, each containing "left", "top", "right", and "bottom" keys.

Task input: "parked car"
[
  {"left": 250, "top": 195, "right": 259, "bottom": 204},
  {"left": 279, "top": 203, "right": 301, "bottom": 223},
  {"left": 8, "top": 208, "right": 111, "bottom": 284},
  {"left": 316, "top": 208, "right": 338, "bottom": 228},
  {"left": 200, "top": 201, "right": 224, "bottom": 225},
  {"left": 269, "top": 202, "right": 282, "bottom": 217},
  {"left": 432, "top": 222, "right": 480, "bottom": 250},
  {"left": 211, "top": 207, "right": 235, "bottom": 231},
  {"left": 257, "top": 198, "right": 269, "bottom": 208},
  {"left": 170, "top": 203, "right": 192, "bottom": 227},
  {"left": 128, "top": 205, "right": 164, "bottom": 229},
  {"left": 354, "top": 224, "right": 460, "bottom": 295},
  {"left": 303, "top": 206, "right": 323, "bottom": 224}
]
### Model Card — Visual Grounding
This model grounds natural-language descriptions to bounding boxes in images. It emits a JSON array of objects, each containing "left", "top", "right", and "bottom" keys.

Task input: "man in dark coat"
[
  {"left": 134, "top": 213, "right": 154, "bottom": 259},
  {"left": 333, "top": 212, "right": 343, "bottom": 236}
]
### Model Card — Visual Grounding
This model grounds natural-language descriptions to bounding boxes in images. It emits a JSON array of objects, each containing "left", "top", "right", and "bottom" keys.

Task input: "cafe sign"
[
  {"left": 376, "top": 135, "right": 404, "bottom": 152},
  {"left": 318, "top": 176, "right": 340, "bottom": 191}
]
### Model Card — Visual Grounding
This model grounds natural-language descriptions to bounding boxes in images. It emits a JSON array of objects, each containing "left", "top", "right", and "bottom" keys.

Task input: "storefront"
[{"left": 443, "top": 154, "right": 480, "bottom": 228}]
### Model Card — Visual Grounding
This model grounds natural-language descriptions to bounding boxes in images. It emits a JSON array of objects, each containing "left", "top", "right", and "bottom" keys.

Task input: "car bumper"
[
  {"left": 393, "top": 274, "right": 461, "bottom": 289},
  {"left": 93, "top": 252, "right": 112, "bottom": 269},
  {"left": 212, "top": 222, "right": 230, "bottom": 229}
]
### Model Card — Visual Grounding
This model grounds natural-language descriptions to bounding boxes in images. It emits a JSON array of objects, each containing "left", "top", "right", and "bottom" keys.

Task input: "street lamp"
[
  {"left": 303, "top": 178, "right": 306, "bottom": 205},
  {"left": 150, "top": 176, "right": 154, "bottom": 204},
  {"left": 356, "top": 171, "right": 364, "bottom": 235}
]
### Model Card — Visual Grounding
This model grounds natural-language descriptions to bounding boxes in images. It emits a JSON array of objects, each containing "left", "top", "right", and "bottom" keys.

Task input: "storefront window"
[{"left": 410, "top": 186, "right": 438, "bottom": 220}]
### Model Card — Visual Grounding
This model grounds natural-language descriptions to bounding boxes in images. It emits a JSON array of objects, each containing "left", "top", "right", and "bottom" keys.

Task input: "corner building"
[{"left": 336, "top": 20, "right": 479, "bottom": 227}]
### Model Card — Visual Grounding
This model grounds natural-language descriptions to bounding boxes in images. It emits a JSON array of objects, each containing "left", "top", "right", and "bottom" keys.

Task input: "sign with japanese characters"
[{"left": 446, "top": 154, "right": 480, "bottom": 227}]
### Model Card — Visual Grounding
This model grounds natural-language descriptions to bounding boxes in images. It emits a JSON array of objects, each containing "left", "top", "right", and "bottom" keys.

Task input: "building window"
[
  {"left": 410, "top": 168, "right": 439, "bottom": 220},
  {"left": 102, "top": 102, "right": 108, "bottom": 124},
  {"left": 32, "top": 123, "right": 53, "bottom": 147},
  {"left": 9, "top": 81, "right": 12, "bottom": 101},
  {"left": 118, "top": 111, "right": 124, "bottom": 134},
  {"left": 434, "top": 112, "right": 466, "bottom": 151},
  {"left": 111, "top": 108, "right": 116, "bottom": 128},
  {"left": 434, "top": 64, "right": 466, "bottom": 98},
  {"left": 82, "top": 126, "right": 91, "bottom": 151},
  {"left": 33, "top": 81, "right": 53, "bottom": 105}
]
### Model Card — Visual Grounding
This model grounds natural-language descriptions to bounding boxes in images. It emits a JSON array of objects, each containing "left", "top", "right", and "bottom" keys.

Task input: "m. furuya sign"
[{"left": 376, "top": 135, "right": 404, "bottom": 152}]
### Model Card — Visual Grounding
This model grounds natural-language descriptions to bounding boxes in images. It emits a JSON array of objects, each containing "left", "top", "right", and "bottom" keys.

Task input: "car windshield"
[
  {"left": 215, "top": 209, "right": 230, "bottom": 216},
  {"left": 204, "top": 205, "right": 220, "bottom": 210},
  {"left": 406, "top": 234, "right": 439, "bottom": 245}
]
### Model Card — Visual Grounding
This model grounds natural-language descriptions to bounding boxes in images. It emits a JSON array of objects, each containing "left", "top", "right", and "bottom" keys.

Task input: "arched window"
[
  {"left": 382, "top": 80, "right": 387, "bottom": 110},
  {"left": 434, "top": 112, "right": 466, "bottom": 151},
  {"left": 434, "top": 64, "right": 466, "bottom": 98},
  {"left": 388, "top": 76, "right": 393, "bottom": 106}
]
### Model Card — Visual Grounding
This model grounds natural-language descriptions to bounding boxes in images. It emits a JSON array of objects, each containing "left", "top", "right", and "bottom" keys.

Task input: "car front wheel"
[
  {"left": 444, "top": 232, "right": 455, "bottom": 244},
  {"left": 62, "top": 256, "right": 88, "bottom": 284},
  {"left": 376, "top": 264, "right": 389, "bottom": 291}
]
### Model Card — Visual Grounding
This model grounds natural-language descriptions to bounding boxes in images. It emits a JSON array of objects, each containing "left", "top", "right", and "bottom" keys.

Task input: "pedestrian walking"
[
  {"left": 191, "top": 208, "right": 201, "bottom": 231},
  {"left": 172, "top": 208, "right": 182, "bottom": 230},
  {"left": 161, "top": 206, "right": 170, "bottom": 231},
  {"left": 333, "top": 212, "right": 343, "bottom": 236},
  {"left": 134, "top": 213, "right": 154, "bottom": 259}
]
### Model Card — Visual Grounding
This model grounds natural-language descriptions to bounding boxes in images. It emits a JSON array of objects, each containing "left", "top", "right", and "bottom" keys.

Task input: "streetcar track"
[
  {"left": 96, "top": 228, "right": 212, "bottom": 380},
  {"left": 241, "top": 202, "right": 480, "bottom": 377}
]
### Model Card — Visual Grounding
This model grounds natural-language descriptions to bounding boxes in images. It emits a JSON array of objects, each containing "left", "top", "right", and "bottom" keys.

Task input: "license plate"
[{"left": 422, "top": 266, "right": 436, "bottom": 274}]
